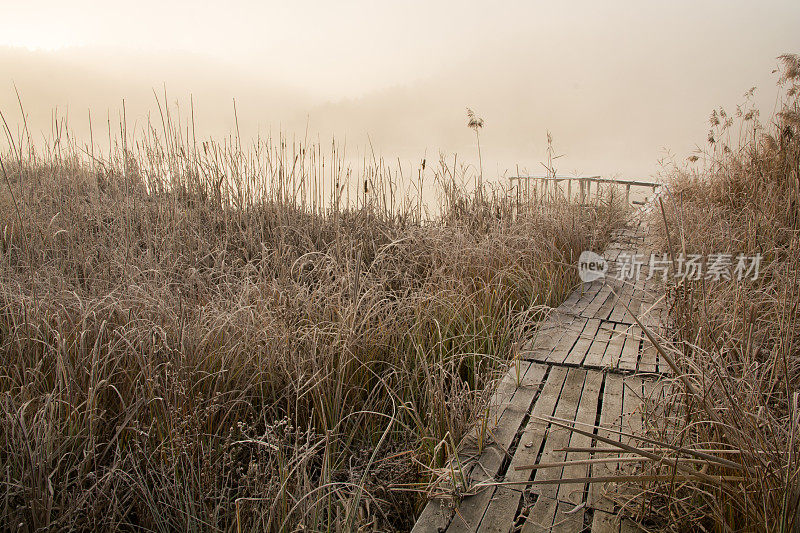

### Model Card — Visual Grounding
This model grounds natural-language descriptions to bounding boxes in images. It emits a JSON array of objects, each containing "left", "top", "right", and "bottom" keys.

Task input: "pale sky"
[{"left": 1, "top": 0, "right": 799, "bottom": 180}]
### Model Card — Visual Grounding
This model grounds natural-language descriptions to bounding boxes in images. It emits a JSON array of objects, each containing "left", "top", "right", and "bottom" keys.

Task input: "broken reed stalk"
[
  {"left": 514, "top": 456, "right": 712, "bottom": 471},
  {"left": 472, "top": 474, "right": 746, "bottom": 489}
]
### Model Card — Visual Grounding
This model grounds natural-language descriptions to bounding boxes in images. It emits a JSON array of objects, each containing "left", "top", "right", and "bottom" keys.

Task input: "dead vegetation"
[
  {"left": 626, "top": 54, "right": 800, "bottom": 532},
  {"left": 0, "top": 102, "right": 625, "bottom": 531}
]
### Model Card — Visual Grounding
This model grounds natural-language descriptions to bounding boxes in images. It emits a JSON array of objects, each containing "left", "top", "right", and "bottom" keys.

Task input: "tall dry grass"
[
  {"left": 0, "top": 102, "right": 625, "bottom": 531},
  {"left": 637, "top": 55, "right": 800, "bottom": 532}
]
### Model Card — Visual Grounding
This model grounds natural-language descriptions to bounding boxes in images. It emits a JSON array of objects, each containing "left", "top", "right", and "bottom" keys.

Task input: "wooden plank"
[
  {"left": 556, "top": 370, "right": 604, "bottom": 505},
  {"left": 482, "top": 363, "right": 547, "bottom": 452},
  {"left": 564, "top": 319, "right": 601, "bottom": 365},
  {"left": 613, "top": 377, "right": 644, "bottom": 504},
  {"left": 588, "top": 373, "right": 624, "bottom": 512},
  {"left": 474, "top": 487, "right": 521, "bottom": 533},
  {"left": 561, "top": 281, "right": 590, "bottom": 309},
  {"left": 623, "top": 284, "right": 644, "bottom": 324},
  {"left": 521, "top": 495, "right": 559, "bottom": 533},
  {"left": 412, "top": 498, "right": 455, "bottom": 532},
  {"left": 620, "top": 517, "right": 647, "bottom": 532},
  {"left": 546, "top": 318, "right": 588, "bottom": 364},
  {"left": 552, "top": 500, "right": 584, "bottom": 532},
  {"left": 525, "top": 317, "right": 578, "bottom": 362},
  {"left": 583, "top": 285, "right": 613, "bottom": 318},
  {"left": 597, "top": 282, "right": 621, "bottom": 320},
  {"left": 583, "top": 321, "right": 614, "bottom": 368},
  {"left": 638, "top": 338, "right": 657, "bottom": 374},
  {"left": 562, "top": 281, "right": 603, "bottom": 316},
  {"left": 602, "top": 323, "right": 627, "bottom": 370},
  {"left": 445, "top": 451, "right": 502, "bottom": 532},
  {"left": 446, "top": 365, "right": 548, "bottom": 532},
  {"left": 637, "top": 290, "right": 661, "bottom": 331},
  {"left": 591, "top": 509, "right": 620, "bottom": 533},
  {"left": 462, "top": 367, "right": 569, "bottom": 531},
  {"left": 416, "top": 363, "right": 543, "bottom": 532},
  {"left": 528, "top": 368, "right": 587, "bottom": 500},
  {"left": 622, "top": 378, "right": 643, "bottom": 446},
  {"left": 608, "top": 280, "right": 636, "bottom": 323},
  {"left": 606, "top": 283, "right": 625, "bottom": 323},
  {"left": 479, "top": 361, "right": 532, "bottom": 434},
  {"left": 618, "top": 326, "right": 641, "bottom": 372},
  {"left": 640, "top": 376, "right": 672, "bottom": 450},
  {"left": 505, "top": 367, "right": 570, "bottom": 483}
]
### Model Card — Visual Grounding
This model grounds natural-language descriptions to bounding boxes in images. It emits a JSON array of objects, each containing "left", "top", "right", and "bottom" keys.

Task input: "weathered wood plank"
[
  {"left": 583, "top": 321, "right": 614, "bottom": 368},
  {"left": 474, "top": 487, "right": 522, "bottom": 533},
  {"left": 608, "top": 279, "right": 637, "bottom": 323},
  {"left": 528, "top": 368, "right": 587, "bottom": 500},
  {"left": 583, "top": 285, "right": 613, "bottom": 318},
  {"left": 619, "top": 517, "right": 647, "bottom": 532},
  {"left": 521, "top": 495, "right": 559, "bottom": 533},
  {"left": 565, "top": 319, "right": 602, "bottom": 365},
  {"left": 445, "top": 449, "right": 504, "bottom": 532},
  {"left": 602, "top": 323, "right": 627, "bottom": 370},
  {"left": 481, "top": 363, "right": 547, "bottom": 452},
  {"left": 552, "top": 500, "right": 585, "bottom": 532},
  {"left": 412, "top": 498, "right": 455, "bottom": 533},
  {"left": 613, "top": 377, "right": 644, "bottom": 504},
  {"left": 546, "top": 318, "right": 589, "bottom": 364},
  {"left": 468, "top": 367, "right": 567, "bottom": 531},
  {"left": 588, "top": 373, "right": 624, "bottom": 512},
  {"left": 618, "top": 326, "right": 641, "bottom": 372},
  {"left": 624, "top": 283, "right": 645, "bottom": 324},
  {"left": 562, "top": 286, "right": 603, "bottom": 319},
  {"left": 604, "top": 248, "right": 621, "bottom": 262},
  {"left": 557, "top": 370, "right": 604, "bottom": 505},
  {"left": 622, "top": 378, "right": 643, "bottom": 447},
  {"left": 416, "top": 362, "right": 545, "bottom": 532},
  {"left": 445, "top": 365, "right": 548, "bottom": 532},
  {"left": 597, "top": 282, "right": 621, "bottom": 320},
  {"left": 525, "top": 317, "right": 579, "bottom": 362},
  {"left": 479, "top": 361, "right": 533, "bottom": 434},
  {"left": 591, "top": 509, "right": 620, "bottom": 533},
  {"left": 638, "top": 338, "right": 657, "bottom": 374},
  {"left": 561, "top": 282, "right": 590, "bottom": 309},
  {"left": 505, "top": 366, "right": 571, "bottom": 483}
]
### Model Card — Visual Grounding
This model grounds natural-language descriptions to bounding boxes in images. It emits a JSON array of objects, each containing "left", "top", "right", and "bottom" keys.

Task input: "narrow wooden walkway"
[{"left": 413, "top": 215, "right": 670, "bottom": 532}]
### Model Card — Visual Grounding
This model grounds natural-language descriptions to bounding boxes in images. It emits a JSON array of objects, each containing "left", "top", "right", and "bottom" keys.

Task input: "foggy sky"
[{"left": 1, "top": 0, "right": 799, "bottom": 181}]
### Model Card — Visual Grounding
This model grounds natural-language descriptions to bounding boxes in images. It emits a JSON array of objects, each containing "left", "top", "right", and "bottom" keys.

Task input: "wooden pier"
[
  {"left": 508, "top": 175, "right": 661, "bottom": 206},
  {"left": 412, "top": 214, "right": 671, "bottom": 532}
]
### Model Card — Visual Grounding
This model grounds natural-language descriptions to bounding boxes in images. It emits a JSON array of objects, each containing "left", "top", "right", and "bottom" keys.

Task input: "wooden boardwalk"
[{"left": 412, "top": 216, "right": 670, "bottom": 533}]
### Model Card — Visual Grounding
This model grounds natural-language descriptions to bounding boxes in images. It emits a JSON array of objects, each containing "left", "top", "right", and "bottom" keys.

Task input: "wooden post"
[
  {"left": 567, "top": 178, "right": 572, "bottom": 202},
  {"left": 625, "top": 183, "right": 631, "bottom": 205}
]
